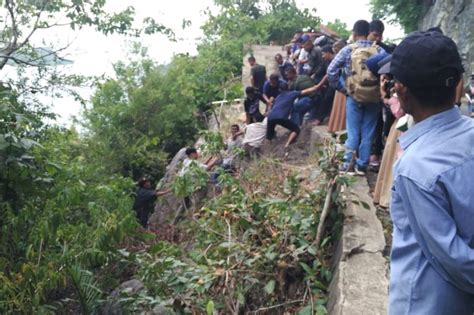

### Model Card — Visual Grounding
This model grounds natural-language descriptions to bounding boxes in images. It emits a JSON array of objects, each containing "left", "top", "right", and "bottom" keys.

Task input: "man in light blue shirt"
[{"left": 389, "top": 31, "right": 474, "bottom": 314}]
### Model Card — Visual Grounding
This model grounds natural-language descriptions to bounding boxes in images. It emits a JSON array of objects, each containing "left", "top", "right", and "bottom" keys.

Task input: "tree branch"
[
  {"left": 6, "top": 0, "right": 19, "bottom": 47},
  {"left": 0, "top": 0, "right": 19, "bottom": 69},
  {"left": 17, "top": 1, "right": 46, "bottom": 50}
]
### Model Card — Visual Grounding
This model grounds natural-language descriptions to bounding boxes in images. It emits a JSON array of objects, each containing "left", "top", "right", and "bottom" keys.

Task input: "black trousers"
[
  {"left": 266, "top": 118, "right": 300, "bottom": 140},
  {"left": 249, "top": 111, "right": 265, "bottom": 123},
  {"left": 135, "top": 206, "right": 153, "bottom": 227},
  {"left": 312, "top": 86, "right": 335, "bottom": 122},
  {"left": 372, "top": 106, "right": 395, "bottom": 156}
]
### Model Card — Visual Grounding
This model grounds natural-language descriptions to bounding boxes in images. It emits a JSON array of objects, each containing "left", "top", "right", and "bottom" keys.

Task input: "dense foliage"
[
  {"left": 109, "top": 137, "right": 345, "bottom": 314},
  {"left": 0, "top": 1, "right": 165, "bottom": 312},
  {"left": 0, "top": 0, "right": 343, "bottom": 312},
  {"left": 206, "top": 0, "right": 321, "bottom": 45},
  {"left": 370, "top": 0, "right": 424, "bottom": 33},
  {"left": 0, "top": 90, "right": 138, "bottom": 313}
]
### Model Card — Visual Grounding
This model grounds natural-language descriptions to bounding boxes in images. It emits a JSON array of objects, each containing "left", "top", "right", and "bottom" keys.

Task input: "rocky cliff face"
[{"left": 419, "top": 0, "right": 473, "bottom": 79}]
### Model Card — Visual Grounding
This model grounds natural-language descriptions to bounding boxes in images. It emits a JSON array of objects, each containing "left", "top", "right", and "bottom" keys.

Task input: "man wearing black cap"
[{"left": 388, "top": 31, "right": 474, "bottom": 314}]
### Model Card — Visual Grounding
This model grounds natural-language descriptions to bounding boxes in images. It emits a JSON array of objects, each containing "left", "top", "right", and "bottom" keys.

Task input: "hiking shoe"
[
  {"left": 354, "top": 165, "right": 366, "bottom": 176},
  {"left": 338, "top": 164, "right": 355, "bottom": 176}
]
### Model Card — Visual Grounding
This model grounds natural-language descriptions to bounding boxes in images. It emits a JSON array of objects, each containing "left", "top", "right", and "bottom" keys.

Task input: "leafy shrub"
[
  {"left": 0, "top": 120, "right": 139, "bottom": 313},
  {"left": 124, "top": 142, "right": 345, "bottom": 314}
]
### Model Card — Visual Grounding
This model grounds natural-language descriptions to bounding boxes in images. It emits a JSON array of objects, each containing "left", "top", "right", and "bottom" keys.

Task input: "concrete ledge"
[
  {"left": 307, "top": 125, "right": 388, "bottom": 313},
  {"left": 328, "top": 177, "right": 389, "bottom": 315}
]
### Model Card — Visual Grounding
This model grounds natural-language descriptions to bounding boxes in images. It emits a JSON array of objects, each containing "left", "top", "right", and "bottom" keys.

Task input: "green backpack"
[{"left": 346, "top": 43, "right": 381, "bottom": 104}]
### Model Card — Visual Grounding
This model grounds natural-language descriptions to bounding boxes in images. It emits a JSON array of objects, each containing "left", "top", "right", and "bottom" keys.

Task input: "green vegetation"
[
  {"left": 0, "top": 0, "right": 344, "bottom": 313},
  {"left": 0, "top": 96, "right": 138, "bottom": 312},
  {"left": 326, "top": 19, "right": 352, "bottom": 40},
  {"left": 128, "top": 146, "right": 344, "bottom": 313},
  {"left": 370, "top": 0, "right": 423, "bottom": 33}
]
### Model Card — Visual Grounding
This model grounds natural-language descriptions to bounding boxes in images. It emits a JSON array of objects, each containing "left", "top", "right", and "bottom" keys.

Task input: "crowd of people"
[
  {"left": 243, "top": 20, "right": 474, "bottom": 314},
  {"left": 134, "top": 18, "right": 474, "bottom": 314}
]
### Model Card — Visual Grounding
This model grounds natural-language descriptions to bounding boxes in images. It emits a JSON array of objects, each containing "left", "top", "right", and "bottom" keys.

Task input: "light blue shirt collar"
[{"left": 399, "top": 106, "right": 461, "bottom": 150}]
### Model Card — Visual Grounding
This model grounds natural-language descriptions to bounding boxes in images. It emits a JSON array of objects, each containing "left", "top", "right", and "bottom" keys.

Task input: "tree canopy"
[
  {"left": 0, "top": 0, "right": 335, "bottom": 312},
  {"left": 370, "top": 0, "right": 423, "bottom": 33},
  {"left": 0, "top": 0, "right": 172, "bottom": 70}
]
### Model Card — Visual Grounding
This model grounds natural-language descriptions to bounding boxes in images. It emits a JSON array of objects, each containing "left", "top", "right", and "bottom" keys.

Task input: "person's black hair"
[
  {"left": 387, "top": 43, "right": 397, "bottom": 53},
  {"left": 369, "top": 20, "right": 385, "bottom": 34},
  {"left": 427, "top": 26, "right": 443, "bottom": 34},
  {"left": 231, "top": 124, "right": 240, "bottom": 130},
  {"left": 269, "top": 73, "right": 280, "bottom": 81},
  {"left": 334, "top": 39, "right": 347, "bottom": 46},
  {"left": 185, "top": 147, "right": 197, "bottom": 156},
  {"left": 275, "top": 53, "right": 282, "bottom": 59},
  {"left": 314, "top": 35, "right": 330, "bottom": 47},
  {"left": 280, "top": 81, "right": 289, "bottom": 91},
  {"left": 333, "top": 39, "right": 347, "bottom": 51},
  {"left": 245, "top": 86, "right": 255, "bottom": 94},
  {"left": 407, "top": 74, "right": 461, "bottom": 108},
  {"left": 352, "top": 20, "right": 370, "bottom": 37},
  {"left": 138, "top": 177, "right": 151, "bottom": 187},
  {"left": 248, "top": 56, "right": 256, "bottom": 62},
  {"left": 285, "top": 66, "right": 296, "bottom": 75},
  {"left": 321, "top": 44, "right": 334, "bottom": 54}
]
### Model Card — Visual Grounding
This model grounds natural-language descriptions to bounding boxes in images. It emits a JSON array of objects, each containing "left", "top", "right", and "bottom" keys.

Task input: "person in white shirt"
[
  {"left": 241, "top": 117, "right": 267, "bottom": 157},
  {"left": 222, "top": 124, "right": 244, "bottom": 166},
  {"left": 179, "top": 147, "right": 216, "bottom": 177},
  {"left": 210, "top": 125, "right": 244, "bottom": 184}
]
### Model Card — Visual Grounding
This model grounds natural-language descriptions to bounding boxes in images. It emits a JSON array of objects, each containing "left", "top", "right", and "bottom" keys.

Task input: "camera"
[{"left": 384, "top": 79, "right": 395, "bottom": 99}]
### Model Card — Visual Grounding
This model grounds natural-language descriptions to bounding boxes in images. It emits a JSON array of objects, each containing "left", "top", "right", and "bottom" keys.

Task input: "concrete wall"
[
  {"left": 326, "top": 177, "right": 389, "bottom": 315},
  {"left": 312, "top": 124, "right": 389, "bottom": 315}
]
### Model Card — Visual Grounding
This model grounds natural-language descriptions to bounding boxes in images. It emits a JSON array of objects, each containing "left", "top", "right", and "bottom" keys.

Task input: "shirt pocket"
[{"left": 390, "top": 187, "right": 409, "bottom": 230}]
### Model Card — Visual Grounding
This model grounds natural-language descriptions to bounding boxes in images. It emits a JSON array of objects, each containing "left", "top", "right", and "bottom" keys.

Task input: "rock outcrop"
[{"left": 419, "top": 0, "right": 473, "bottom": 78}]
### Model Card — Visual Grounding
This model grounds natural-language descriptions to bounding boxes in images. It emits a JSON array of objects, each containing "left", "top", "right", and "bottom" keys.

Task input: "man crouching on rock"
[{"left": 265, "top": 81, "right": 323, "bottom": 148}]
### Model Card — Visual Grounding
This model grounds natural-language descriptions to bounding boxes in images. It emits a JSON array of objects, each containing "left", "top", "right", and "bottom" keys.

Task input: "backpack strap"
[
  {"left": 349, "top": 41, "right": 379, "bottom": 50},
  {"left": 349, "top": 42, "right": 360, "bottom": 52}
]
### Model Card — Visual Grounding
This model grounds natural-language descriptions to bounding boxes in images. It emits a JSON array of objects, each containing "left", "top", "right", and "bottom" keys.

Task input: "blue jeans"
[
  {"left": 290, "top": 96, "right": 314, "bottom": 126},
  {"left": 344, "top": 96, "right": 382, "bottom": 168}
]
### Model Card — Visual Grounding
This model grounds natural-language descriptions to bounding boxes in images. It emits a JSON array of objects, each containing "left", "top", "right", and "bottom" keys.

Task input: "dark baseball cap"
[
  {"left": 366, "top": 51, "right": 390, "bottom": 75},
  {"left": 390, "top": 31, "right": 463, "bottom": 88},
  {"left": 378, "top": 55, "right": 392, "bottom": 75}
]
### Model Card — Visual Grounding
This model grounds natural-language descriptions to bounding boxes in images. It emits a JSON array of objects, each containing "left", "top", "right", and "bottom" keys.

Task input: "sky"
[{"left": 18, "top": 0, "right": 404, "bottom": 124}]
